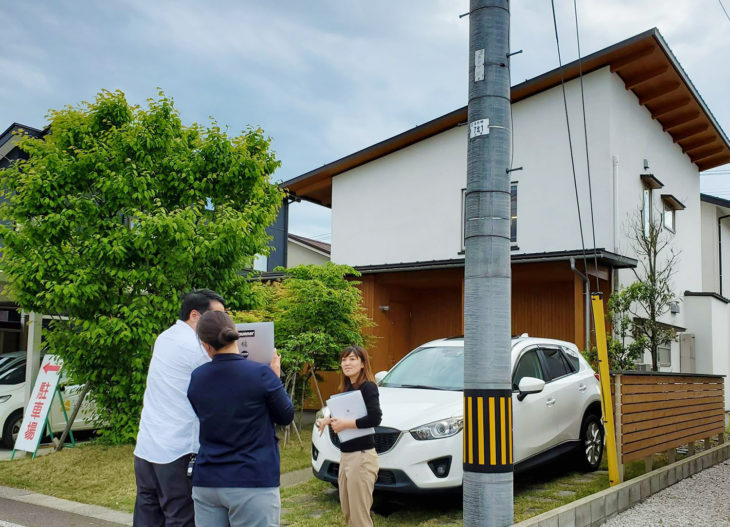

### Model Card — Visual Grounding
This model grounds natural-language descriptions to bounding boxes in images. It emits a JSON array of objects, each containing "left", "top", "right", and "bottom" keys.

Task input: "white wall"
[
  {"left": 332, "top": 68, "right": 615, "bottom": 265},
  {"left": 684, "top": 295, "right": 730, "bottom": 410},
  {"left": 287, "top": 241, "right": 329, "bottom": 267},
  {"left": 700, "top": 201, "right": 730, "bottom": 296}
]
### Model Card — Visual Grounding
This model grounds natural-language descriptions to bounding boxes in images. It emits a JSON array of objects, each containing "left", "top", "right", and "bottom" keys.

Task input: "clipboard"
[{"left": 326, "top": 390, "right": 375, "bottom": 442}]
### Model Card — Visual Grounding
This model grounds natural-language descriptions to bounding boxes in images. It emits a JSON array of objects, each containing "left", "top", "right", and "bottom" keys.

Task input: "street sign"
[{"left": 13, "top": 355, "right": 64, "bottom": 454}]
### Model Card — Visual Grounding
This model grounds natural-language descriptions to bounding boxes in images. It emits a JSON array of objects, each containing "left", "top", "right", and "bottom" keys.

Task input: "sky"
[{"left": 2, "top": 0, "right": 730, "bottom": 242}]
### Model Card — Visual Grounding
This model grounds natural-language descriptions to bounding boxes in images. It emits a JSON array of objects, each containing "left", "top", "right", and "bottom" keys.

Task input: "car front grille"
[
  {"left": 325, "top": 463, "right": 398, "bottom": 487},
  {"left": 328, "top": 426, "right": 401, "bottom": 454}
]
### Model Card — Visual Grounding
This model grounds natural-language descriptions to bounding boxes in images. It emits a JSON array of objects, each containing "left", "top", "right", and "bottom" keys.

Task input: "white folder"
[{"left": 326, "top": 390, "right": 375, "bottom": 443}]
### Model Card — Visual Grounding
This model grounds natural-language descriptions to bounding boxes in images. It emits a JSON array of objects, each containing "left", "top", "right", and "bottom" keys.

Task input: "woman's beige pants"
[{"left": 338, "top": 449, "right": 378, "bottom": 527}]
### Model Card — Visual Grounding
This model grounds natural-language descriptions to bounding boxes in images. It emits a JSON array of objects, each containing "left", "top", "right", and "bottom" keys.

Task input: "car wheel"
[
  {"left": 2, "top": 410, "right": 23, "bottom": 449},
  {"left": 578, "top": 414, "right": 603, "bottom": 471}
]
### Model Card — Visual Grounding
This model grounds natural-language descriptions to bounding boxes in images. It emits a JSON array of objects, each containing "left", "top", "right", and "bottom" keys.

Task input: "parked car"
[
  {"left": 0, "top": 353, "right": 98, "bottom": 448},
  {"left": 311, "top": 336, "right": 604, "bottom": 492}
]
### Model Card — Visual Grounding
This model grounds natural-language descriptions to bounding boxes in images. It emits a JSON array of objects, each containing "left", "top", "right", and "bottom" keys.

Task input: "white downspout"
[{"left": 612, "top": 155, "right": 620, "bottom": 294}]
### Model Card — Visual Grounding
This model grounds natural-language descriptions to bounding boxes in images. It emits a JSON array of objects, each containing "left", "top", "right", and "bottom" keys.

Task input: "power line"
[
  {"left": 550, "top": 0, "right": 590, "bottom": 284},
  {"left": 719, "top": 0, "right": 730, "bottom": 22},
  {"left": 572, "top": 0, "right": 600, "bottom": 293}
]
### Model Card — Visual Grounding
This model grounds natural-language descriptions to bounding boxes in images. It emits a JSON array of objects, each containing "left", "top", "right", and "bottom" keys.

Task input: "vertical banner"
[{"left": 13, "top": 355, "right": 63, "bottom": 454}]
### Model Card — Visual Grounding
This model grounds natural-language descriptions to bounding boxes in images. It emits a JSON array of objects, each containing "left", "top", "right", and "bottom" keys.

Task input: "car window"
[
  {"left": 562, "top": 347, "right": 580, "bottom": 372},
  {"left": 0, "top": 363, "right": 25, "bottom": 385},
  {"left": 380, "top": 346, "right": 464, "bottom": 391},
  {"left": 541, "top": 348, "right": 572, "bottom": 381},
  {"left": 512, "top": 349, "right": 544, "bottom": 390}
]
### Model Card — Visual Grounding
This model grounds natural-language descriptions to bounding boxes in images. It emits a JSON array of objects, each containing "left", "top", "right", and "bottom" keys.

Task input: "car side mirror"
[
  {"left": 374, "top": 370, "right": 388, "bottom": 383},
  {"left": 517, "top": 376, "right": 545, "bottom": 401}
]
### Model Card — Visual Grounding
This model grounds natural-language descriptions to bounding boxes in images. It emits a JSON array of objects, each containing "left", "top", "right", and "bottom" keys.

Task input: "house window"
[
  {"left": 460, "top": 184, "right": 518, "bottom": 252},
  {"left": 253, "top": 254, "right": 268, "bottom": 272},
  {"left": 660, "top": 194, "right": 684, "bottom": 233},
  {"left": 658, "top": 342, "right": 671, "bottom": 367},
  {"left": 642, "top": 188, "right": 652, "bottom": 237},
  {"left": 663, "top": 204, "right": 675, "bottom": 232}
]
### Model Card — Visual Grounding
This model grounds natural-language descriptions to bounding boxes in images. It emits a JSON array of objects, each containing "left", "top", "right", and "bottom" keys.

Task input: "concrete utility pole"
[{"left": 463, "top": 1, "right": 513, "bottom": 526}]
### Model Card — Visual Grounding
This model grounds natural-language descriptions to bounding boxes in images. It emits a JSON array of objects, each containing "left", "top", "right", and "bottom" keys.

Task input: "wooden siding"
[{"left": 307, "top": 261, "right": 611, "bottom": 408}]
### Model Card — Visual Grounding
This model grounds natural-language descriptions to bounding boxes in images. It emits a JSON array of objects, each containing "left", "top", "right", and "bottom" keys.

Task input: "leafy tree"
[
  {"left": 237, "top": 262, "right": 373, "bottom": 404},
  {"left": 583, "top": 285, "right": 647, "bottom": 371},
  {"left": 0, "top": 89, "right": 283, "bottom": 442},
  {"left": 625, "top": 209, "right": 680, "bottom": 371}
]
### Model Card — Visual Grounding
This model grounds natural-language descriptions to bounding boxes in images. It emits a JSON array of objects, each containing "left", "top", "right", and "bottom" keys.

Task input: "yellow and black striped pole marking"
[{"left": 463, "top": 389, "right": 513, "bottom": 473}]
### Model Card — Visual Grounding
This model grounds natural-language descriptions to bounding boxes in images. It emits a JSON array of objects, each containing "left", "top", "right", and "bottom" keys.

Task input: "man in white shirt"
[{"left": 133, "top": 289, "right": 226, "bottom": 527}]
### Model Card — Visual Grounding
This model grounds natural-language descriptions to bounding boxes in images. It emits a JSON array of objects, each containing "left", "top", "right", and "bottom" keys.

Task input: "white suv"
[{"left": 311, "top": 336, "right": 603, "bottom": 492}]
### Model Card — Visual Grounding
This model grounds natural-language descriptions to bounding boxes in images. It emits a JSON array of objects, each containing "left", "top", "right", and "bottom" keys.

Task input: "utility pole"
[{"left": 463, "top": 1, "right": 513, "bottom": 526}]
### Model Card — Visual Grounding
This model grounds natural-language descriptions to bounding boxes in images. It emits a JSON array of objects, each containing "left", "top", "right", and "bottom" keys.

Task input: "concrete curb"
[
  {"left": 511, "top": 442, "right": 730, "bottom": 527},
  {"left": 0, "top": 467, "right": 313, "bottom": 526},
  {"left": 0, "top": 485, "right": 133, "bottom": 525}
]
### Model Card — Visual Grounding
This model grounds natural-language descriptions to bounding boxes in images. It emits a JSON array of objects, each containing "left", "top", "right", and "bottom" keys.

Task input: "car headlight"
[
  {"left": 410, "top": 417, "right": 463, "bottom": 440},
  {"left": 0, "top": 395, "right": 10, "bottom": 403}
]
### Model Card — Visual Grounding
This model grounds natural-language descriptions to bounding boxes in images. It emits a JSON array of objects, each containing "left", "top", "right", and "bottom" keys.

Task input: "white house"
[{"left": 281, "top": 29, "right": 730, "bottom": 407}]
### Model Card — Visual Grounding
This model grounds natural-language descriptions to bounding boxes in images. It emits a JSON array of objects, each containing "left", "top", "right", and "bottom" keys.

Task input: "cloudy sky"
[{"left": 2, "top": 0, "right": 729, "bottom": 241}]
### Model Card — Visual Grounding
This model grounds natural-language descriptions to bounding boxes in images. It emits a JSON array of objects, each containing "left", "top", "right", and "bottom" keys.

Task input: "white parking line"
[{"left": 0, "top": 520, "right": 26, "bottom": 527}]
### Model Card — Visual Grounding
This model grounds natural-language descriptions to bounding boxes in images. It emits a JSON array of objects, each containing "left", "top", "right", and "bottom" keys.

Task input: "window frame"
[
  {"left": 537, "top": 346, "right": 575, "bottom": 382},
  {"left": 511, "top": 348, "right": 545, "bottom": 391},
  {"left": 663, "top": 203, "right": 675, "bottom": 233},
  {"left": 658, "top": 342, "right": 671, "bottom": 368}
]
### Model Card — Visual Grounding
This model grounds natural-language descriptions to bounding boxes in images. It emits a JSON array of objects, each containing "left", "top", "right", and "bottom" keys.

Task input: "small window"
[
  {"left": 562, "top": 347, "right": 580, "bottom": 372},
  {"left": 663, "top": 204, "right": 675, "bottom": 233},
  {"left": 512, "top": 349, "right": 544, "bottom": 390},
  {"left": 541, "top": 348, "right": 572, "bottom": 381},
  {"left": 642, "top": 188, "right": 652, "bottom": 237},
  {"left": 658, "top": 342, "right": 671, "bottom": 367}
]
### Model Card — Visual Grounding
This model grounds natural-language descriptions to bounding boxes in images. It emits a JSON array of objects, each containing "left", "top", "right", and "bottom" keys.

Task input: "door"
[
  {"left": 511, "top": 348, "right": 555, "bottom": 462},
  {"left": 538, "top": 346, "right": 584, "bottom": 443}
]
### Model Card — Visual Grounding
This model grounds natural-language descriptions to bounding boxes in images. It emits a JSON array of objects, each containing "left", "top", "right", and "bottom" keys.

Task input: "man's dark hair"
[{"left": 179, "top": 289, "right": 226, "bottom": 321}]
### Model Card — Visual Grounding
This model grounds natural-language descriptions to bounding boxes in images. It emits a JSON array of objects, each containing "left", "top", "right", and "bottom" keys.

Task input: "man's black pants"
[{"left": 133, "top": 454, "right": 194, "bottom": 527}]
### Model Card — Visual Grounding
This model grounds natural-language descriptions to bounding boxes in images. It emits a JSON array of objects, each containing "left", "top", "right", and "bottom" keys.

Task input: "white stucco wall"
[
  {"left": 287, "top": 241, "right": 329, "bottom": 267},
  {"left": 699, "top": 201, "right": 730, "bottom": 295},
  {"left": 332, "top": 68, "right": 616, "bottom": 265},
  {"left": 684, "top": 295, "right": 730, "bottom": 410}
]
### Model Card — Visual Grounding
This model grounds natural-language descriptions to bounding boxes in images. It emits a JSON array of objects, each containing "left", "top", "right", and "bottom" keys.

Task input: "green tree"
[
  {"left": 626, "top": 210, "right": 680, "bottom": 371},
  {"left": 238, "top": 262, "right": 373, "bottom": 405},
  {"left": 0, "top": 89, "right": 283, "bottom": 442}
]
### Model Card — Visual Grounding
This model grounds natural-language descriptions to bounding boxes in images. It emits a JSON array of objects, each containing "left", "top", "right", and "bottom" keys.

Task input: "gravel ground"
[{"left": 603, "top": 460, "right": 730, "bottom": 527}]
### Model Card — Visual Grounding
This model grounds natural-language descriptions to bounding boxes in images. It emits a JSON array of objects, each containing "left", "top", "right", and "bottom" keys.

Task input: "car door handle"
[
  {"left": 545, "top": 398, "right": 556, "bottom": 407},
  {"left": 578, "top": 384, "right": 587, "bottom": 392}
]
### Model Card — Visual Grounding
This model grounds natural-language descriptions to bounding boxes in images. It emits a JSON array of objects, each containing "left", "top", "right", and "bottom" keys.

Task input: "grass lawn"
[{"left": 0, "top": 426, "right": 313, "bottom": 514}]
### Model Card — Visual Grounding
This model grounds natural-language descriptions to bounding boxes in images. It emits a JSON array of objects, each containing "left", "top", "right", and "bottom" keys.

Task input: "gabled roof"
[
  {"left": 287, "top": 233, "right": 331, "bottom": 255},
  {"left": 283, "top": 28, "right": 730, "bottom": 206}
]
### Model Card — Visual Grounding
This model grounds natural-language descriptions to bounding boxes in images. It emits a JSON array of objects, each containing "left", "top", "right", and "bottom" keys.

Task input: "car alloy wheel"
[{"left": 580, "top": 414, "right": 604, "bottom": 471}]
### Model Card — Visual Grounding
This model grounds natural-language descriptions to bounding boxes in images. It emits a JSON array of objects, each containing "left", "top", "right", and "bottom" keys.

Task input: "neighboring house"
[
  {"left": 280, "top": 29, "right": 730, "bottom": 406},
  {"left": 287, "top": 233, "right": 330, "bottom": 267},
  {"left": 0, "top": 123, "right": 46, "bottom": 356}
]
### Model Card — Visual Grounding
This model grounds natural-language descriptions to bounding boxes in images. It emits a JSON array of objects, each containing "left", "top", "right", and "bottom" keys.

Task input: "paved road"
[{"left": 0, "top": 498, "right": 126, "bottom": 527}]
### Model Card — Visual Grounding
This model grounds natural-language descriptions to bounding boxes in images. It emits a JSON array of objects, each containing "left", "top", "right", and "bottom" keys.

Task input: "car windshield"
[
  {"left": 0, "top": 362, "right": 25, "bottom": 385},
  {"left": 380, "top": 346, "right": 464, "bottom": 391}
]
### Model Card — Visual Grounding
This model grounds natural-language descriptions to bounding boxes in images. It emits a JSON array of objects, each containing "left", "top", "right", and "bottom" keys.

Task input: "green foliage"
[
  {"left": 582, "top": 285, "right": 647, "bottom": 371},
  {"left": 0, "top": 89, "right": 283, "bottom": 442},
  {"left": 236, "top": 262, "right": 373, "bottom": 402}
]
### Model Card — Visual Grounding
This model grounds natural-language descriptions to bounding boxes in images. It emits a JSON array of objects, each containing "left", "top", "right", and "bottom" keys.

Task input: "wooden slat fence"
[{"left": 612, "top": 372, "right": 725, "bottom": 481}]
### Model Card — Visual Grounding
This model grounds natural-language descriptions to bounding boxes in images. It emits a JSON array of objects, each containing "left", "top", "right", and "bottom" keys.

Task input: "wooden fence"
[{"left": 612, "top": 372, "right": 726, "bottom": 482}]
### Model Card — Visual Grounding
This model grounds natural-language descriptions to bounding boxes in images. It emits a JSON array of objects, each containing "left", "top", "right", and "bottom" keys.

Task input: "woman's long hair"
[{"left": 337, "top": 345, "right": 375, "bottom": 392}]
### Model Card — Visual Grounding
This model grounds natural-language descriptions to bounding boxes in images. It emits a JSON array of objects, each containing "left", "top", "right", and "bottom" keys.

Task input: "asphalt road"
[{"left": 0, "top": 498, "right": 126, "bottom": 527}]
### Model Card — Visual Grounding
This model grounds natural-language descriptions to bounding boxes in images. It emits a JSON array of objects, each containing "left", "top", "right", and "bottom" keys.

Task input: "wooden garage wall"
[{"left": 309, "top": 262, "right": 611, "bottom": 407}]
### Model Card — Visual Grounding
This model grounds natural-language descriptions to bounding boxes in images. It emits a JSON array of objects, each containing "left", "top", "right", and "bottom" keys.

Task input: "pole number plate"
[{"left": 470, "top": 119, "right": 489, "bottom": 138}]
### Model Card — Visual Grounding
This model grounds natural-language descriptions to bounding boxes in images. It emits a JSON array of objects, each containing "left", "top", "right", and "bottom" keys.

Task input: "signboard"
[
  {"left": 470, "top": 118, "right": 489, "bottom": 138},
  {"left": 13, "top": 355, "right": 63, "bottom": 454}
]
